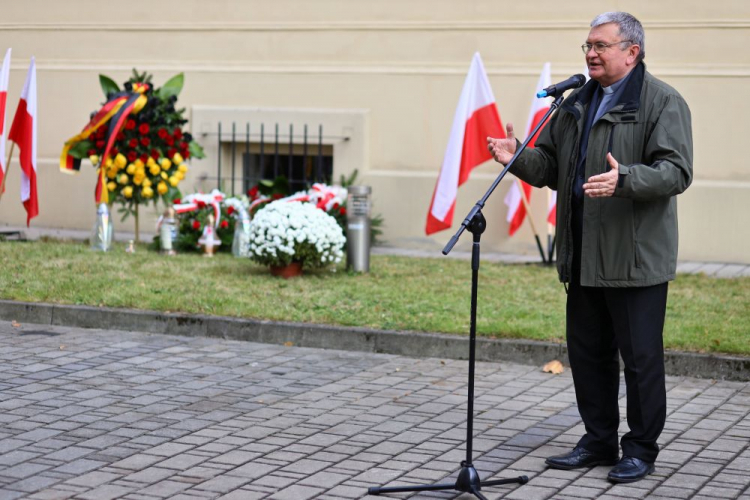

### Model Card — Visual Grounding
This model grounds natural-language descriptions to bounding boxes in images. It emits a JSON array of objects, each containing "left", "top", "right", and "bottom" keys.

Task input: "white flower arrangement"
[{"left": 248, "top": 200, "right": 346, "bottom": 268}]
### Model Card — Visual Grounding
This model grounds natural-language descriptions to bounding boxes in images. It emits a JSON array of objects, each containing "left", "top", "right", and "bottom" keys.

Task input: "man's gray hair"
[{"left": 591, "top": 11, "right": 645, "bottom": 62}]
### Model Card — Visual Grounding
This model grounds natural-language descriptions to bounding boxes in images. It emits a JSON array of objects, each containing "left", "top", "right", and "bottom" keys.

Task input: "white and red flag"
[
  {"left": 0, "top": 49, "right": 11, "bottom": 192},
  {"left": 504, "top": 62, "right": 552, "bottom": 235},
  {"left": 425, "top": 52, "right": 504, "bottom": 235},
  {"left": 8, "top": 56, "right": 38, "bottom": 225}
]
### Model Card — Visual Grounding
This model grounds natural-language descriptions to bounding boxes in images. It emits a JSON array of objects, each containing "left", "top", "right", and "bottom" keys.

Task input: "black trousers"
[
  {"left": 568, "top": 199, "right": 668, "bottom": 463},
  {"left": 567, "top": 279, "right": 668, "bottom": 463}
]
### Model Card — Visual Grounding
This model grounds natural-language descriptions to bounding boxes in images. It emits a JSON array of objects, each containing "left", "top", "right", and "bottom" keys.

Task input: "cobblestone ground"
[{"left": 0, "top": 323, "right": 748, "bottom": 500}]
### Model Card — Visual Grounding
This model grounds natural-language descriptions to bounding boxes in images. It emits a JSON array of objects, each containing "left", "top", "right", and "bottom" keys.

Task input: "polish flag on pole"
[
  {"left": 425, "top": 52, "right": 504, "bottom": 235},
  {"left": 8, "top": 57, "right": 38, "bottom": 226},
  {"left": 0, "top": 49, "right": 11, "bottom": 192},
  {"left": 504, "top": 62, "right": 552, "bottom": 235}
]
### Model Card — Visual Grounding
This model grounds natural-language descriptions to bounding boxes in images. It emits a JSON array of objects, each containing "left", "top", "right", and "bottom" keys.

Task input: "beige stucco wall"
[{"left": 0, "top": 1, "right": 748, "bottom": 262}]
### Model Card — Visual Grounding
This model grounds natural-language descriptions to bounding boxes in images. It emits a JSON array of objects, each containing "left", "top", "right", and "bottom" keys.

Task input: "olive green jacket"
[{"left": 510, "top": 63, "right": 693, "bottom": 287}]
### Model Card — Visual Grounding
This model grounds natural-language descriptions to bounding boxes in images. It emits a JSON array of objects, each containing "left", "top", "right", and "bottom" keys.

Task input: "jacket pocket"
[{"left": 597, "top": 197, "right": 637, "bottom": 281}]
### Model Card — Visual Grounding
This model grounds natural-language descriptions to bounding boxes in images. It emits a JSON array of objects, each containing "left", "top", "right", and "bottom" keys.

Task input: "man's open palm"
[{"left": 487, "top": 123, "right": 517, "bottom": 165}]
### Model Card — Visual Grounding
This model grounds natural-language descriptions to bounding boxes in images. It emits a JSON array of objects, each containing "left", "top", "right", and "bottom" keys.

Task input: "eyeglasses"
[{"left": 581, "top": 40, "right": 633, "bottom": 55}]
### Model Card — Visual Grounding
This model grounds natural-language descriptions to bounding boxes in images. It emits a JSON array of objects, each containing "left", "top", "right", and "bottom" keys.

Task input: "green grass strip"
[{"left": 1, "top": 240, "right": 748, "bottom": 356}]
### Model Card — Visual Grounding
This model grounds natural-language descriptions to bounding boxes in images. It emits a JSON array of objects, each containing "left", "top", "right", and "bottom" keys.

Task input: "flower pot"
[{"left": 270, "top": 261, "right": 303, "bottom": 279}]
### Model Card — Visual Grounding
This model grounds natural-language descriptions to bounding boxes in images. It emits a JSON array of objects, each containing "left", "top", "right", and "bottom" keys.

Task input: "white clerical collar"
[{"left": 602, "top": 70, "right": 632, "bottom": 94}]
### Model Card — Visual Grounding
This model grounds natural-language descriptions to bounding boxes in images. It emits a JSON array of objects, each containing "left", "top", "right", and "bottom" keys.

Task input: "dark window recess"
[{"left": 243, "top": 151, "right": 333, "bottom": 195}]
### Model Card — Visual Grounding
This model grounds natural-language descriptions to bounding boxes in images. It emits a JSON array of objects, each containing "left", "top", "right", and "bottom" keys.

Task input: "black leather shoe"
[
  {"left": 607, "top": 456, "right": 655, "bottom": 483},
  {"left": 545, "top": 446, "right": 618, "bottom": 470}
]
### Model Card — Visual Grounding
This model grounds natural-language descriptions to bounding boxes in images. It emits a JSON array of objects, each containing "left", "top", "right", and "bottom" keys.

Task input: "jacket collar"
[{"left": 562, "top": 62, "right": 646, "bottom": 119}]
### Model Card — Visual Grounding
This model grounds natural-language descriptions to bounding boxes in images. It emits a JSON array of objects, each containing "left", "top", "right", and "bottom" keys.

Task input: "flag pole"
[
  {"left": 516, "top": 179, "right": 546, "bottom": 264},
  {"left": 0, "top": 142, "right": 15, "bottom": 203}
]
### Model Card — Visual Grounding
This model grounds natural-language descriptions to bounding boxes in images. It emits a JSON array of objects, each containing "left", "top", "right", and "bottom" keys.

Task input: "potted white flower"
[{"left": 248, "top": 200, "right": 346, "bottom": 277}]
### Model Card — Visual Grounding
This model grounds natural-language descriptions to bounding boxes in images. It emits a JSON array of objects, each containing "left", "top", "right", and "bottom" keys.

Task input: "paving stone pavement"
[{"left": 0, "top": 322, "right": 749, "bottom": 500}]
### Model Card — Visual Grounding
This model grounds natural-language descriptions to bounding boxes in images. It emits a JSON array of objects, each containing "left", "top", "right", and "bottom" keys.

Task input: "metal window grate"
[{"left": 211, "top": 122, "right": 336, "bottom": 197}]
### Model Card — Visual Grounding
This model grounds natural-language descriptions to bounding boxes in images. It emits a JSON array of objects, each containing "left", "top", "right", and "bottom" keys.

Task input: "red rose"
[
  {"left": 196, "top": 200, "right": 206, "bottom": 209},
  {"left": 140, "top": 153, "right": 149, "bottom": 163},
  {"left": 183, "top": 150, "right": 190, "bottom": 159},
  {"left": 248, "top": 186, "right": 258, "bottom": 199},
  {"left": 125, "top": 119, "right": 136, "bottom": 130},
  {"left": 95, "top": 140, "right": 105, "bottom": 149},
  {"left": 116, "top": 132, "right": 125, "bottom": 141},
  {"left": 158, "top": 128, "right": 168, "bottom": 139},
  {"left": 96, "top": 127, "right": 106, "bottom": 139},
  {"left": 226, "top": 206, "right": 235, "bottom": 216},
  {"left": 127, "top": 151, "right": 138, "bottom": 162},
  {"left": 111, "top": 147, "right": 119, "bottom": 157},
  {"left": 220, "top": 220, "right": 229, "bottom": 229},
  {"left": 173, "top": 129, "right": 183, "bottom": 140},
  {"left": 165, "top": 136, "right": 175, "bottom": 146},
  {"left": 128, "top": 138, "right": 138, "bottom": 148},
  {"left": 333, "top": 202, "right": 340, "bottom": 210},
  {"left": 167, "top": 148, "right": 177, "bottom": 159},
  {"left": 192, "top": 220, "right": 200, "bottom": 230},
  {"left": 139, "top": 123, "right": 150, "bottom": 135},
  {"left": 179, "top": 142, "right": 189, "bottom": 151},
  {"left": 87, "top": 149, "right": 97, "bottom": 156},
  {"left": 151, "top": 149, "right": 161, "bottom": 160},
  {"left": 173, "top": 198, "right": 181, "bottom": 205},
  {"left": 140, "top": 137, "right": 150, "bottom": 147},
  {"left": 339, "top": 207, "right": 347, "bottom": 215}
]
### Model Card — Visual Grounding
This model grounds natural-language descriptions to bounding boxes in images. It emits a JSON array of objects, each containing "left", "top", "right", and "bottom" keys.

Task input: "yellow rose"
[
  {"left": 175, "top": 171, "right": 184, "bottom": 181},
  {"left": 172, "top": 153, "right": 184, "bottom": 165},
  {"left": 118, "top": 173, "right": 129, "bottom": 185},
  {"left": 142, "top": 186, "right": 154, "bottom": 198},
  {"left": 169, "top": 176, "right": 179, "bottom": 187},
  {"left": 107, "top": 181, "right": 117, "bottom": 192},
  {"left": 142, "top": 178, "right": 152, "bottom": 188},
  {"left": 114, "top": 153, "right": 127, "bottom": 169},
  {"left": 134, "top": 159, "right": 144, "bottom": 170},
  {"left": 126, "top": 163, "right": 136, "bottom": 175},
  {"left": 178, "top": 164, "right": 188, "bottom": 174},
  {"left": 106, "top": 168, "right": 117, "bottom": 180},
  {"left": 149, "top": 165, "right": 161, "bottom": 176},
  {"left": 105, "top": 157, "right": 114, "bottom": 168},
  {"left": 160, "top": 158, "right": 171, "bottom": 170},
  {"left": 146, "top": 157, "right": 156, "bottom": 168},
  {"left": 89, "top": 154, "right": 99, "bottom": 165},
  {"left": 133, "top": 175, "right": 144, "bottom": 186},
  {"left": 122, "top": 186, "right": 133, "bottom": 198},
  {"left": 160, "top": 171, "right": 168, "bottom": 180},
  {"left": 157, "top": 182, "right": 168, "bottom": 195}
]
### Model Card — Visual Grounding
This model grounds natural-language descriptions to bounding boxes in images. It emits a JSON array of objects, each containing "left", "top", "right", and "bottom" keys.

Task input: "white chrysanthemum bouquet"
[{"left": 248, "top": 200, "right": 346, "bottom": 269}]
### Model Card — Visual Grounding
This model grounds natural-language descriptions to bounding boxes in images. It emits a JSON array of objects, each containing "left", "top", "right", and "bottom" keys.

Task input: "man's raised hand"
[
  {"left": 487, "top": 123, "right": 517, "bottom": 165},
  {"left": 583, "top": 152, "right": 619, "bottom": 198}
]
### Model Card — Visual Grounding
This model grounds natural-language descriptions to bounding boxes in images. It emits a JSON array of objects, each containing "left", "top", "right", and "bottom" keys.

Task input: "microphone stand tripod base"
[{"left": 367, "top": 461, "right": 528, "bottom": 499}]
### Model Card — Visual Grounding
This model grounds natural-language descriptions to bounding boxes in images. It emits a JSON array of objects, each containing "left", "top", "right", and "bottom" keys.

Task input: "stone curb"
[{"left": 1, "top": 299, "right": 748, "bottom": 381}]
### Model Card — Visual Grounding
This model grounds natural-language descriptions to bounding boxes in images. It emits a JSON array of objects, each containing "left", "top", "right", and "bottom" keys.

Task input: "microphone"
[{"left": 536, "top": 74, "right": 587, "bottom": 98}]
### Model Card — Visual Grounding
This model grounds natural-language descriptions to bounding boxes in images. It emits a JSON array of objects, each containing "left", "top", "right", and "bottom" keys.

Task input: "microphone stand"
[{"left": 368, "top": 94, "right": 564, "bottom": 499}]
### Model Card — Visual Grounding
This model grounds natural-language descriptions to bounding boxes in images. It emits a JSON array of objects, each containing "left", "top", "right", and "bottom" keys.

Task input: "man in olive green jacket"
[{"left": 488, "top": 12, "right": 692, "bottom": 483}]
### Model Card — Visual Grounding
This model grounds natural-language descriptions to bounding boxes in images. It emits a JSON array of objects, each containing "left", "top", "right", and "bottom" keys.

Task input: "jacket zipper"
[
  {"left": 606, "top": 122, "right": 641, "bottom": 268},
  {"left": 563, "top": 120, "right": 582, "bottom": 284}
]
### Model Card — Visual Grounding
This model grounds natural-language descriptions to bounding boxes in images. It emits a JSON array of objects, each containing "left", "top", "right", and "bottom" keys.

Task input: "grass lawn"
[{"left": 1, "top": 240, "right": 748, "bottom": 356}]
